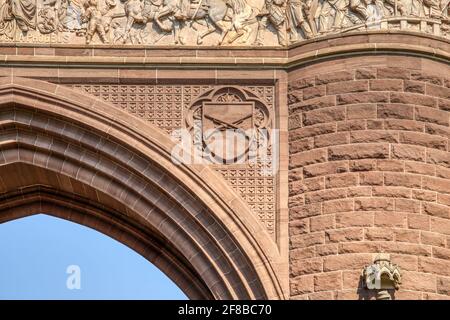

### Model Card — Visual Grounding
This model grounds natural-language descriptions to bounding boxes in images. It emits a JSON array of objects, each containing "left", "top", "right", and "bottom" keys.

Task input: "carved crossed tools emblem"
[{"left": 202, "top": 102, "right": 255, "bottom": 163}]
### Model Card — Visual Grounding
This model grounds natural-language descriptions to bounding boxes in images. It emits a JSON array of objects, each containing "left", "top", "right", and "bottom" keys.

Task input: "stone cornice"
[{"left": 0, "top": 31, "right": 447, "bottom": 70}]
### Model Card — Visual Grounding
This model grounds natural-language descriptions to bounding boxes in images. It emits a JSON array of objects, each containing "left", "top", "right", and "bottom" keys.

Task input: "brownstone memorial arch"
[{"left": 0, "top": 0, "right": 449, "bottom": 300}]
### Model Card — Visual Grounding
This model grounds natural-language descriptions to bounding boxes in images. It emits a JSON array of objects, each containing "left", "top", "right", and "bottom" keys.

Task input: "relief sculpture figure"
[
  {"left": 58, "top": 0, "right": 85, "bottom": 33},
  {"left": 82, "top": 0, "right": 115, "bottom": 43},
  {"left": 287, "top": 0, "right": 315, "bottom": 41},
  {"left": 0, "top": 0, "right": 446, "bottom": 46},
  {"left": 349, "top": 0, "right": 369, "bottom": 22},
  {"left": 220, "top": 0, "right": 257, "bottom": 44},
  {"left": 423, "top": 0, "right": 447, "bottom": 17},
  {"left": 153, "top": 0, "right": 192, "bottom": 44},
  {"left": 155, "top": 0, "right": 230, "bottom": 45},
  {"left": 377, "top": 0, "right": 406, "bottom": 16},
  {"left": 314, "top": 0, "right": 348, "bottom": 31},
  {"left": 120, "top": 0, "right": 152, "bottom": 43},
  {"left": 38, "top": 0, "right": 57, "bottom": 34}
]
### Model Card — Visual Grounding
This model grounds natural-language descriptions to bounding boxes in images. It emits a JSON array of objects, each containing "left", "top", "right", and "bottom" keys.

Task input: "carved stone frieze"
[
  {"left": 70, "top": 83, "right": 278, "bottom": 238},
  {"left": 0, "top": 0, "right": 447, "bottom": 46}
]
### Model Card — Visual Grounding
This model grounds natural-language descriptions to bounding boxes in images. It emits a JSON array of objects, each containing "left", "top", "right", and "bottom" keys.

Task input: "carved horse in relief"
[{"left": 152, "top": 0, "right": 231, "bottom": 44}]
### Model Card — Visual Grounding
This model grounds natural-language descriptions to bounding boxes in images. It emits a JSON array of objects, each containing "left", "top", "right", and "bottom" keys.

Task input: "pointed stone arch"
[{"left": 0, "top": 76, "right": 286, "bottom": 300}]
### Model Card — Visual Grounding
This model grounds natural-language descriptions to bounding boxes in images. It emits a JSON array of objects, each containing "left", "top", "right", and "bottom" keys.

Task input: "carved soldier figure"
[
  {"left": 142, "top": 0, "right": 164, "bottom": 19},
  {"left": 315, "top": 0, "right": 348, "bottom": 31},
  {"left": 286, "top": 0, "right": 315, "bottom": 42},
  {"left": 443, "top": 0, "right": 450, "bottom": 17},
  {"left": 174, "top": 0, "right": 193, "bottom": 20},
  {"left": 38, "top": 2, "right": 57, "bottom": 34},
  {"left": 349, "top": 0, "right": 369, "bottom": 21},
  {"left": 254, "top": 0, "right": 288, "bottom": 46},
  {"left": 82, "top": 0, "right": 114, "bottom": 44},
  {"left": 423, "top": 0, "right": 446, "bottom": 17},
  {"left": 58, "top": 0, "right": 85, "bottom": 32},
  {"left": 221, "top": 0, "right": 255, "bottom": 44},
  {"left": 174, "top": 0, "right": 202, "bottom": 20},
  {"left": 375, "top": 0, "right": 405, "bottom": 16}
]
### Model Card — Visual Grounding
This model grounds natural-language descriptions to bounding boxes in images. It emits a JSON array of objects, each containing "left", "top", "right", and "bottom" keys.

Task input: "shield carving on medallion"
[
  {"left": 202, "top": 101, "right": 255, "bottom": 163},
  {"left": 186, "top": 86, "right": 272, "bottom": 165}
]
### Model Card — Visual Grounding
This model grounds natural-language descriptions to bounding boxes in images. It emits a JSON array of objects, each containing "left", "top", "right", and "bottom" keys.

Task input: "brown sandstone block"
[
  {"left": 384, "top": 172, "right": 422, "bottom": 188},
  {"left": 316, "top": 71, "right": 354, "bottom": 85},
  {"left": 310, "top": 215, "right": 335, "bottom": 232},
  {"left": 411, "top": 71, "right": 443, "bottom": 86},
  {"left": 421, "top": 232, "right": 446, "bottom": 247},
  {"left": 325, "top": 228, "right": 364, "bottom": 243},
  {"left": 391, "top": 144, "right": 426, "bottom": 161},
  {"left": 377, "top": 104, "right": 414, "bottom": 119},
  {"left": 290, "top": 275, "right": 314, "bottom": 296},
  {"left": 327, "top": 80, "right": 368, "bottom": 95},
  {"left": 377, "top": 67, "right": 410, "bottom": 80},
  {"left": 359, "top": 172, "right": 383, "bottom": 185},
  {"left": 303, "top": 107, "right": 346, "bottom": 126},
  {"left": 401, "top": 271, "right": 436, "bottom": 293},
  {"left": 390, "top": 92, "right": 437, "bottom": 108},
  {"left": 328, "top": 144, "right": 389, "bottom": 160},
  {"left": 370, "top": 79, "right": 403, "bottom": 91},
  {"left": 426, "top": 84, "right": 450, "bottom": 100},
  {"left": 404, "top": 80, "right": 426, "bottom": 94},
  {"left": 290, "top": 232, "right": 325, "bottom": 249},
  {"left": 408, "top": 214, "right": 430, "bottom": 230},
  {"left": 437, "top": 277, "right": 450, "bottom": 295},
  {"left": 323, "top": 254, "right": 372, "bottom": 271},
  {"left": 399, "top": 132, "right": 447, "bottom": 150},
  {"left": 415, "top": 106, "right": 449, "bottom": 126},
  {"left": 303, "top": 85, "right": 326, "bottom": 100},
  {"left": 374, "top": 212, "right": 406, "bottom": 227},
  {"left": 303, "top": 161, "right": 348, "bottom": 178},
  {"left": 290, "top": 149, "right": 328, "bottom": 168},
  {"left": 395, "top": 229, "right": 421, "bottom": 243},
  {"left": 337, "top": 92, "right": 389, "bottom": 105},
  {"left": 335, "top": 212, "right": 373, "bottom": 228},
  {"left": 314, "top": 272, "right": 342, "bottom": 292},
  {"left": 422, "top": 203, "right": 450, "bottom": 219},
  {"left": 325, "top": 173, "right": 358, "bottom": 188},
  {"left": 347, "top": 104, "right": 377, "bottom": 120}
]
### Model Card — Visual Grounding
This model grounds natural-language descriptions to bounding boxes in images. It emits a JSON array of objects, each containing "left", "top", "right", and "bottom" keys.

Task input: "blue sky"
[{"left": 0, "top": 214, "right": 187, "bottom": 300}]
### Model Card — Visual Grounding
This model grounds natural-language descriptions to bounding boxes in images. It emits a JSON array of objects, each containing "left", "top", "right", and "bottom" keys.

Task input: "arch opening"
[{"left": 0, "top": 213, "right": 188, "bottom": 300}]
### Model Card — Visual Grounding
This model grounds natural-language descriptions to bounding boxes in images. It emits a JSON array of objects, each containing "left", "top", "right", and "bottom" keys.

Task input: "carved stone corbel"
[{"left": 362, "top": 253, "right": 402, "bottom": 300}]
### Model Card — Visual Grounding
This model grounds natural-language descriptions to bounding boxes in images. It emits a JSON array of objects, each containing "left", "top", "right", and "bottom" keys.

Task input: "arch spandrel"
[
  {"left": 0, "top": 0, "right": 448, "bottom": 46},
  {"left": 0, "top": 77, "right": 287, "bottom": 300},
  {"left": 0, "top": 1, "right": 448, "bottom": 298}
]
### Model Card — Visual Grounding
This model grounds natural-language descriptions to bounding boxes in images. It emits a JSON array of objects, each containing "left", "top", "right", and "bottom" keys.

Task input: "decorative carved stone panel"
[
  {"left": 0, "top": 0, "right": 447, "bottom": 46},
  {"left": 71, "top": 84, "right": 193, "bottom": 133},
  {"left": 184, "top": 87, "right": 276, "bottom": 235},
  {"left": 69, "top": 83, "right": 278, "bottom": 238}
]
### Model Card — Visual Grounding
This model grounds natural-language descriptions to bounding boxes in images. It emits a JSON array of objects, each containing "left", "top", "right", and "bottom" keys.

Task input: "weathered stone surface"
[{"left": 289, "top": 59, "right": 450, "bottom": 300}]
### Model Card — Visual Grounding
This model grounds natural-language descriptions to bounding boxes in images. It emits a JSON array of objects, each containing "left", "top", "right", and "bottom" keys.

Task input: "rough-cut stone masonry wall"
[{"left": 288, "top": 56, "right": 450, "bottom": 300}]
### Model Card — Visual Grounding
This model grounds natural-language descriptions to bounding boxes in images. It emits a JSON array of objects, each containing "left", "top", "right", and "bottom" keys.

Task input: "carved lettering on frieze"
[{"left": 0, "top": 0, "right": 448, "bottom": 45}]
